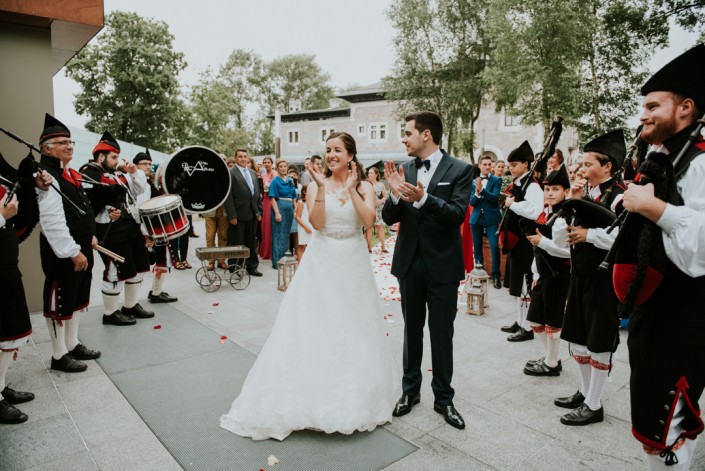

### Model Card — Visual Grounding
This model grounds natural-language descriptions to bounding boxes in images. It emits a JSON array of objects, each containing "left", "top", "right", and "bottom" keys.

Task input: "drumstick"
[{"left": 95, "top": 244, "right": 126, "bottom": 264}]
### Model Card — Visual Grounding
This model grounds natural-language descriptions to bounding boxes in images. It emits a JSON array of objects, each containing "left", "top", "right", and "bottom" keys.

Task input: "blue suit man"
[{"left": 469, "top": 155, "right": 502, "bottom": 287}]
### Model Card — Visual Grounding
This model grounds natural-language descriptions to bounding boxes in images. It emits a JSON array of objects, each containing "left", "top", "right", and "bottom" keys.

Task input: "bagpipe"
[
  {"left": 497, "top": 116, "right": 563, "bottom": 253},
  {"left": 519, "top": 203, "right": 570, "bottom": 279},
  {"left": 0, "top": 151, "right": 40, "bottom": 243},
  {"left": 600, "top": 114, "right": 705, "bottom": 318}
]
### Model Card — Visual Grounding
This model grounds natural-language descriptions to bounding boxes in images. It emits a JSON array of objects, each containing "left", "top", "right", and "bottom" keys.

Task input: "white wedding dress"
[{"left": 220, "top": 189, "right": 399, "bottom": 441}]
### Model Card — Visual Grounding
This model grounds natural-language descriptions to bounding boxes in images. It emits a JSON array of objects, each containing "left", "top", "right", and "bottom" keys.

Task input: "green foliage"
[
  {"left": 65, "top": 11, "right": 188, "bottom": 151},
  {"left": 384, "top": 0, "right": 491, "bottom": 158},
  {"left": 650, "top": 0, "right": 705, "bottom": 32}
]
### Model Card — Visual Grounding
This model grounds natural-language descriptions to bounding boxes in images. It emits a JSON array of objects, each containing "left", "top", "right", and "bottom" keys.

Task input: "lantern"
[
  {"left": 463, "top": 261, "right": 491, "bottom": 315},
  {"left": 277, "top": 252, "right": 298, "bottom": 291}
]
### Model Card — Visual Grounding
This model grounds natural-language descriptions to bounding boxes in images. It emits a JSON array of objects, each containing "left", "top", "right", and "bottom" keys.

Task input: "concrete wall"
[{"left": 0, "top": 22, "right": 54, "bottom": 311}]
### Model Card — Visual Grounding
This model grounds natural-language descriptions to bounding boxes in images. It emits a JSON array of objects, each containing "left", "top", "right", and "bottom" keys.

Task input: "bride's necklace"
[{"left": 326, "top": 181, "right": 348, "bottom": 206}]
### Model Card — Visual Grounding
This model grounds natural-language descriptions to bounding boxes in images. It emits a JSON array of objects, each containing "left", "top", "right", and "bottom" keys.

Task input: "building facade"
[{"left": 276, "top": 82, "right": 579, "bottom": 166}]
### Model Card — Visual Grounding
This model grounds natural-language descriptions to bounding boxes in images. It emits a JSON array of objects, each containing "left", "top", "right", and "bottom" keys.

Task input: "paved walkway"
[{"left": 1, "top": 218, "right": 703, "bottom": 470}]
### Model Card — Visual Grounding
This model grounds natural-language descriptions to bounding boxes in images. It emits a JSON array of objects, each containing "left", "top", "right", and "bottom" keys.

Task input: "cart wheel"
[
  {"left": 228, "top": 267, "right": 251, "bottom": 290},
  {"left": 196, "top": 267, "right": 221, "bottom": 292}
]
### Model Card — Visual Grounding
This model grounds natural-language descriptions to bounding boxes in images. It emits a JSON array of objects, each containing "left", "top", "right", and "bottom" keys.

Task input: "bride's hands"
[
  {"left": 306, "top": 162, "right": 326, "bottom": 187},
  {"left": 345, "top": 162, "right": 359, "bottom": 192}
]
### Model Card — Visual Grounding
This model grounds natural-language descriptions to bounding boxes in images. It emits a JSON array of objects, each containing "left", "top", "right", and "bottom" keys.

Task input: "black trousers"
[
  {"left": 227, "top": 218, "right": 258, "bottom": 271},
  {"left": 398, "top": 254, "right": 459, "bottom": 406}
]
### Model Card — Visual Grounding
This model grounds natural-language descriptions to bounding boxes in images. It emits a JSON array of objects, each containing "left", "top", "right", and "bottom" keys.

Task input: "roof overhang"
[{"left": 0, "top": 1, "right": 104, "bottom": 75}]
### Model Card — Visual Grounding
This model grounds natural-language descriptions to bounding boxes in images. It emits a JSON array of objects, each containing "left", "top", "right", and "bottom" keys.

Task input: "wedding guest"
[
  {"left": 294, "top": 185, "right": 312, "bottom": 261},
  {"left": 365, "top": 167, "right": 388, "bottom": 253},
  {"left": 269, "top": 159, "right": 297, "bottom": 268},
  {"left": 259, "top": 156, "right": 276, "bottom": 260}
]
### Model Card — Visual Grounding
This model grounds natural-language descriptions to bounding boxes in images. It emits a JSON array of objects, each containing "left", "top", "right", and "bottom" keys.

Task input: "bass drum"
[{"left": 155, "top": 146, "right": 231, "bottom": 214}]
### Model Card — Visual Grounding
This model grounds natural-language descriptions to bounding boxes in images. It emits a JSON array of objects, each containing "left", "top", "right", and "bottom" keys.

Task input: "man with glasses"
[
  {"left": 81, "top": 132, "right": 153, "bottom": 327},
  {"left": 37, "top": 114, "right": 100, "bottom": 373}
]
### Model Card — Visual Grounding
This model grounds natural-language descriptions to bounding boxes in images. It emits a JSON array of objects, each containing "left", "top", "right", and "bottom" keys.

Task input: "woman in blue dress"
[{"left": 269, "top": 159, "right": 297, "bottom": 268}]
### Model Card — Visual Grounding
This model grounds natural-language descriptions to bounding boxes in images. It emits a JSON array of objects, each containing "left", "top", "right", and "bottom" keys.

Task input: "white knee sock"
[
  {"left": 545, "top": 336, "right": 561, "bottom": 368},
  {"left": 571, "top": 343, "right": 591, "bottom": 396},
  {"left": 124, "top": 279, "right": 141, "bottom": 309},
  {"left": 585, "top": 351, "right": 611, "bottom": 411},
  {"left": 0, "top": 351, "right": 14, "bottom": 394},
  {"left": 646, "top": 438, "right": 697, "bottom": 471},
  {"left": 516, "top": 297, "right": 530, "bottom": 329},
  {"left": 103, "top": 291, "right": 120, "bottom": 315},
  {"left": 529, "top": 323, "right": 547, "bottom": 349},
  {"left": 46, "top": 318, "right": 68, "bottom": 360},
  {"left": 151, "top": 273, "right": 165, "bottom": 296},
  {"left": 65, "top": 311, "right": 81, "bottom": 352}
]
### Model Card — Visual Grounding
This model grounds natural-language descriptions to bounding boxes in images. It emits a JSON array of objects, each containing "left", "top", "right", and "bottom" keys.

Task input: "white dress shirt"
[
  {"left": 390, "top": 148, "right": 443, "bottom": 208},
  {"left": 508, "top": 172, "right": 543, "bottom": 220}
]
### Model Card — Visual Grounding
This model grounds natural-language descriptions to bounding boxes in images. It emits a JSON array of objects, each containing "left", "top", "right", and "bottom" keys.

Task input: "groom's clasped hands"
[{"left": 384, "top": 160, "right": 424, "bottom": 203}]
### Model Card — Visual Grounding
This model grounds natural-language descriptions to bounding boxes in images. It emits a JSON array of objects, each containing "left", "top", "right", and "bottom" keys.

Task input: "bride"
[{"left": 220, "top": 132, "right": 399, "bottom": 441}]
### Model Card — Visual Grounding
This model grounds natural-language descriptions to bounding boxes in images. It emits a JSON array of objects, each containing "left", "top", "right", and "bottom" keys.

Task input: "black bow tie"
[
  {"left": 414, "top": 158, "right": 430, "bottom": 170},
  {"left": 480, "top": 176, "right": 488, "bottom": 180}
]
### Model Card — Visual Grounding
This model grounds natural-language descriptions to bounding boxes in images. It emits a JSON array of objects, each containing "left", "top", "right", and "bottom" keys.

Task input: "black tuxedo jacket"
[
  {"left": 382, "top": 151, "right": 472, "bottom": 283},
  {"left": 223, "top": 166, "right": 262, "bottom": 222}
]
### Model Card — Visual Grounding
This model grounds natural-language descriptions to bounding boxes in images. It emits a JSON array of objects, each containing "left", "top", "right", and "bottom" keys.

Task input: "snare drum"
[{"left": 139, "top": 195, "right": 190, "bottom": 244}]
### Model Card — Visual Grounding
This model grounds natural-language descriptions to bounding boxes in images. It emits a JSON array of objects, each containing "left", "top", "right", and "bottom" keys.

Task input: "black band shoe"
[
  {"left": 69, "top": 343, "right": 101, "bottom": 360},
  {"left": 554, "top": 390, "right": 585, "bottom": 409},
  {"left": 392, "top": 394, "right": 420, "bottom": 417},
  {"left": 560, "top": 403, "right": 604, "bottom": 426},
  {"left": 507, "top": 327, "right": 534, "bottom": 342},
  {"left": 0, "top": 400, "right": 28, "bottom": 424},
  {"left": 500, "top": 321, "right": 519, "bottom": 333},
  {"left": 148, "top": 291, "right": 178, "bottom": 303},
  {"left": 102, "top": 310, "right": 136, "bottom": 326},
  {"left": 1, "top": 386, "right": 35, "bottom": 405},
  {"left": 434, "top": 404, "right": 466, "bottom": 429},
  {"left": 493, "top": 279, "right": 502, "bottom": 289},
  {"left": 523, "top": 361, "right": 561, "bottom": 377},
  {"left": 525, "top": 357, "right": 563, "bottom": 368},
  {"left": 51, "top": 353, "right": 87, "bottom": 373},
  {"left": 121, "top": 304, "right": 154, "bottom": 319}
]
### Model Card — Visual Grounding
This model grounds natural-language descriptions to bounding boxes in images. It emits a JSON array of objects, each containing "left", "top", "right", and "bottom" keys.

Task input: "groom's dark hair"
[{"left": 405, "top": 111, "right": 443, "bottom": 145}]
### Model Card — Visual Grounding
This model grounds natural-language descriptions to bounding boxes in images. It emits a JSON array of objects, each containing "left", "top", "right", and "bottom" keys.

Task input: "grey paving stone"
[
  {"left": 0, "top": 413, "right": 85, "bottom": 471},
  {"left": 23, "top": 450, "right": 99, "bottom": 471},
  {"left": 90, "top": 433, "right": 182, "bottom": 471},
  {"left": 383, "top": 433, "right": 497, "bottom": 471},
  {"left": 428, "top": 405, "right": 554, "bottom": 470},
  {"left": 517, "top": 437, "right": 644, "bottom": 471}
]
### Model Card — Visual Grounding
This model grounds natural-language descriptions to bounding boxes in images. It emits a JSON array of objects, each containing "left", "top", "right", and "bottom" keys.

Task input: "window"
[
  {"left": 369, "top": 122, "right": 388, "bottom": 143},
  {"left": 358, "top": 125, "right": 366, "bottom": 136},
  {"left": 503, "top": 110, "right": 520, "bottom": 127},
  {"left": 399, "top": 122, "right": 405, "bottom": 139},
  {"left": 320, "top": 128, "right": 335, "bottom": 143},
  {"left": 288, "top": 130, "right": 300, "bottom": 145}
]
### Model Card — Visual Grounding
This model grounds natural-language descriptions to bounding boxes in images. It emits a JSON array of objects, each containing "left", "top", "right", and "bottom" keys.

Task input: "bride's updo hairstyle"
[{"left": 324, "top": 132, "right": 367, "bottom": 188}]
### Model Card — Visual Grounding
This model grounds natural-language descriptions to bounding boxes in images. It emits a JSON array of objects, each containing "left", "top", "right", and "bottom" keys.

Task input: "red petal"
[
  {"left": 221, "top": 335, "right": 227, "bottom": 340},
  {"left": 154, "top": 325, "right": 162, "bottom": 329},
  {"left": 212, "top": 303, "right": 219, "bottom": 306}
]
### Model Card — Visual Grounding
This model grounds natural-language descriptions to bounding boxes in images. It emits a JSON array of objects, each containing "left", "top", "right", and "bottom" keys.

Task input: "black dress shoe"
[
  {"left": 434, "top": 404, "right": 466, "bottom": 429},
  {"left": 493, "top": 279, "right": 502, "bottom": 289},
  {"left": 507, "top": 327, "right": 534, "bottom": 342},
  {"left": 247, "top": 269, "right": 263, "bottom": 277},
  {"left": 0, "top": 400, "right": 28, "bottom": 424},
  {"left": 148, "top": 290, "right": 178, "bottom": 303},
  {"left": 392, "top": 394, "right": 420, "bottom": 417},
  {"left": 554, "top": 390, "right": 585, "bottom": 409},
  {"left": 560, "top": 403, "right": 604, "bottom": 426},
  {"left": 1, "top": 386, "right": 34, "bottom": 405},
  {"left": 51, "top": 353, "right": 87, "bottom": 373},
  {"left": 523, "top": 361, "right": 561, "bottom": 376},
  {"left": 69, "top": 343, "right": 101, "bottom": 360},
  {"left": 102, "top": 310, "right": 136, "bottom": 326},
  {"left": 500, "top": 321, "right": 520, "bottom": 333},
  {"left": 525, "top": 357, "right": 562, "bottom": 370},
  {"left": 121, "top": 303, "right": 154, "bottom": 319}
]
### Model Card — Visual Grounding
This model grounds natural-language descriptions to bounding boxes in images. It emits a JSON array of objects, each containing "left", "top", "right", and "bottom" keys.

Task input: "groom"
[{"left": 383, "top": 111, "right": 472, "bottom": 429}]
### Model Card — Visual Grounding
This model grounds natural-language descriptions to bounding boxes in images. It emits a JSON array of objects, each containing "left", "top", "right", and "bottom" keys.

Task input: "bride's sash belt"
[{"left": 317, "top": 227, "right": 360, "bottom": 240}]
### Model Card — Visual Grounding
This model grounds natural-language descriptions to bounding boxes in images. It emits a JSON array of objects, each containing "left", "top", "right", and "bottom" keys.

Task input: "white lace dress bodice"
[{"left": 220, "top": 190, "right": 399, "bottom": 441}]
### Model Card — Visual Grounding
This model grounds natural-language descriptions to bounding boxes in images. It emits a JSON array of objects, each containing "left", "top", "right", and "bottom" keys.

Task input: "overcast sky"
[{"left": 52, "top": 0, "right": 700, "bottom": 129}]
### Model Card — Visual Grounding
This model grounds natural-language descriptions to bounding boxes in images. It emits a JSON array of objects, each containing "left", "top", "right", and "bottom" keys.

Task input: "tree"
[
  {"left": 253, "top": 54, "right": 334, "bottom": 115},
  {"left": 485, "top": 0, "right": 590, "bottom": 135},
  {"left": 577, "top": 1, "right": 668, "bottom": 140},
  {"left": 384, "top": 0, "right": 491, "bottom": 159},
  {"left": 65, "top": 11, "right": 188, "bottom": 150},
  {"left": 219, "top": 49, "right": 263, "bottom": 128},
  {"left": 650, "top": 0, "right": 705, "bottom": 33},
  {"left": 188, "top": 67, "right": 241, "bottom": 151}
]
